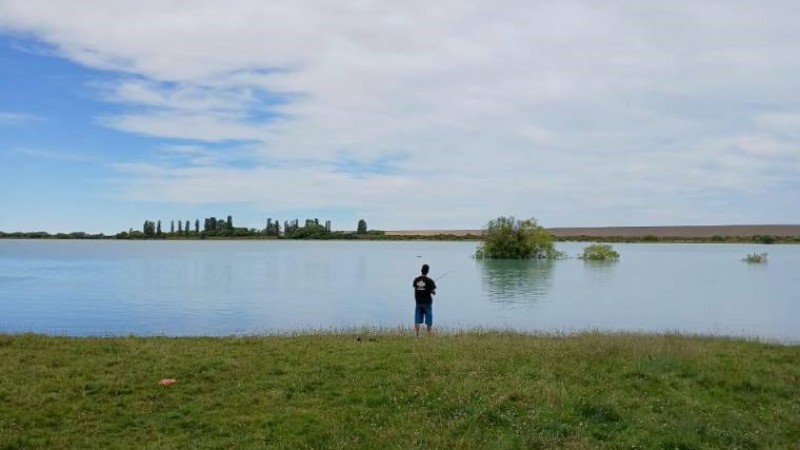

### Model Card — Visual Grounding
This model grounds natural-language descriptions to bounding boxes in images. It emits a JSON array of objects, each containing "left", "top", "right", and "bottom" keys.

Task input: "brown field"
[{"left": 385, "top": 224, "right": 800, "bottom": 238}]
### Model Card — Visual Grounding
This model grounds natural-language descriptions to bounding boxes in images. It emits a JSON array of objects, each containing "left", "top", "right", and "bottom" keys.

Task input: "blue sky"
[{"left": 1, "top": 1, "right": 799, "bottom": 234}]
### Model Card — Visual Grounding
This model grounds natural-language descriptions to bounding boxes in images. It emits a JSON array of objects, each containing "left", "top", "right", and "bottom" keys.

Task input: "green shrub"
[
  {"left": 579, "top": 244, "right": 620, "bottom": 261},
  {"left": 474, "top": 216, "right": 563, "bottom": 259},
  {"left": 754, "top": 235, "right": 776, "bottom": 244},
  {"left": 742, "top": 252, "right": 767, "bottom": 264}
]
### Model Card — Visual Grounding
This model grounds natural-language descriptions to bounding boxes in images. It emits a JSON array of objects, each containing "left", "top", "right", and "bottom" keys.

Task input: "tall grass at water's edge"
[{"left": 1, "top": 331, "right": 798, "bottom": 449}]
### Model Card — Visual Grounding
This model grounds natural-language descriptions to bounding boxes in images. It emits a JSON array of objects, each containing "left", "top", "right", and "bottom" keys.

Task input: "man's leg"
[
  {"left": 425, "top": 305, "right": 433, "bottom": 336},
  {"left": 414, "top": 305, "right": 422, "bottom": 336}
]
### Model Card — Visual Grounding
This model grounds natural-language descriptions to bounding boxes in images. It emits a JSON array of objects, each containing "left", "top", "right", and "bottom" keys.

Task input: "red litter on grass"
[{"left": 159, "top": 379, "right": 177, "bottom": 386}]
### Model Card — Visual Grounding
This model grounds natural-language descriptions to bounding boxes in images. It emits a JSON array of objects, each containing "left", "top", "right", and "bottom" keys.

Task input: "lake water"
[{"left": 1, "top": 240, "right": 797, "bottom": 342}]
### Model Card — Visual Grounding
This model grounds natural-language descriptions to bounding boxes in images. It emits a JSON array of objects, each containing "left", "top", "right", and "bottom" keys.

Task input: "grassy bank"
[{"left": 1, "top": 331, "right": 798, "bottom": 449}]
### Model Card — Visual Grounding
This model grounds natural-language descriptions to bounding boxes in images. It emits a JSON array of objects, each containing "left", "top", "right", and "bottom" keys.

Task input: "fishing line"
[
  {"left": 435, "top": 271, "right": 451, "bottom": 281},
  {"left": 415, "top": 255, "right": 449, "bottom": 281}
]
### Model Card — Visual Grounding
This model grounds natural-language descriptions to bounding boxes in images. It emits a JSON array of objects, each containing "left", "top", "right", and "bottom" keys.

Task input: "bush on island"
[
  {"left": 474, "top": 216, "right": 563, "bottom": 259},
  {"left": 579, "top": 244, "right": 620, "bottom": 261},
  {"left": 742, "top": 252, "right": 767, "bottom": 264}
]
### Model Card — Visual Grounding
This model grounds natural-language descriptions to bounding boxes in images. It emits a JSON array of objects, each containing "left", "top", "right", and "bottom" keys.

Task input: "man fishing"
[{"left": 412, "top": 264, "right": 437, "bottom": 336}]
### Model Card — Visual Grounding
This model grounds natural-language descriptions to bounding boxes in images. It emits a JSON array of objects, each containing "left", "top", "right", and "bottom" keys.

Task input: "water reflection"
[
  {"left": 581, "top": 259, "right": 619, "bottom": 282},
  {"left": 479, "top": 259, "right": 554, "bottom": 303}
]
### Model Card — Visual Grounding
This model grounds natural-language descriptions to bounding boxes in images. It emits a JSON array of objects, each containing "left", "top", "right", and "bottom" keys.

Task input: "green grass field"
[{"left": 1, "top": 331, "right": 798, "bottom": 449}]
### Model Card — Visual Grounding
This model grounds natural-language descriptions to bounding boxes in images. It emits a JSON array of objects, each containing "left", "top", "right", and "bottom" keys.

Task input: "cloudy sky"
[{"left": 1, "top": 1, "right": 798, "bottom": 234}]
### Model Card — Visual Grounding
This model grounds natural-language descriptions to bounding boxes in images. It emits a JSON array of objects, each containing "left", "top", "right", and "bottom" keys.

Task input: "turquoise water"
[{"left": 1, "top": 240, "right": 797, "bottom": 342}]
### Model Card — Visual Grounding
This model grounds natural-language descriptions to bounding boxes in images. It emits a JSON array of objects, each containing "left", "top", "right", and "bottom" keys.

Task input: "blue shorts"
[{"left": 415, "top": 304, "right": 433, "bottom": 326}]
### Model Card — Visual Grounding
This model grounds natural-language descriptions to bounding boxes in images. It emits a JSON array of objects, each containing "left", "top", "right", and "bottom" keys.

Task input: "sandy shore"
[{"left": 386, "top": 224, "right": 800, "bottom": 238}]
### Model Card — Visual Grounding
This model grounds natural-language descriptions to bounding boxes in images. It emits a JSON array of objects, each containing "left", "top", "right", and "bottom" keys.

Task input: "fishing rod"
[{"left": 416, "top": 255, "right": 451, "bottom": 281}]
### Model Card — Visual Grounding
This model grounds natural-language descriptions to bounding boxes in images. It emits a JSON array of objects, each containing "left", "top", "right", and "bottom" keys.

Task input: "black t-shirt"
[{"left": 412, "top": 275, "right": 437, "bottom": 304}]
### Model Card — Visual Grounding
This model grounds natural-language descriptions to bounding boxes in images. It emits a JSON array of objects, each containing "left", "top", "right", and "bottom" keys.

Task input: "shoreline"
[
  {"left": 3, "top": 328, "right": 796, "bottom": 345},
  {"left": 386, "top": 224, "right": 800, "bottom": 239},
  {"left": 2, "top": 224, "right": 799, "bottom": 242}
]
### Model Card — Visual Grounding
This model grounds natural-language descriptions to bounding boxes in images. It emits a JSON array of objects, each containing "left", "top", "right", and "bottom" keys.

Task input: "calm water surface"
[{"left": 1, "top": 240, "right": 797, "bottom": 342}]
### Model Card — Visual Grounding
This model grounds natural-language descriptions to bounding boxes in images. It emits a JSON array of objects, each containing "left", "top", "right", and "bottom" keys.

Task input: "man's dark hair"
[{"left": 421, "top": 264, "right": 430, "bottom": 275}]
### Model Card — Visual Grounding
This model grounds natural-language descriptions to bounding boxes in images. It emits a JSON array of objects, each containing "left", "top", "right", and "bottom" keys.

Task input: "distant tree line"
[
  {"left": 108, "top": 216, "right": 380, "bottom": 240},
  {"left": 2, "top": 226, "right": 799, "bottom": 243},
  {"left": 0, "top": 231, "right": 106, "bottom": 239}
]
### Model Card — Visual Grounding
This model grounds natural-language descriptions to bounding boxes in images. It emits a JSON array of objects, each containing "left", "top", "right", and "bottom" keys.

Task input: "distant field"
[{"left": 386, "top": 224, "right": 800, "bottom": 238}]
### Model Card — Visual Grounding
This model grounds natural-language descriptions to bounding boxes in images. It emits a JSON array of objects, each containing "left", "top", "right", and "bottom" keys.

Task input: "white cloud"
[
  {"left": 0, "top": 111, "right": 42, "bottom": 125},
  {"left": 97, "top": 79, "right": 258, "bottom": 113},
  {"left": 1, "top": 0, "right": 799, "bottom": 227},
  {"left": 97, "top": 111, "right": 270, "bottom": 142},
  {"left": 13, "top": 147, "right": 97, "bottom": 163}
]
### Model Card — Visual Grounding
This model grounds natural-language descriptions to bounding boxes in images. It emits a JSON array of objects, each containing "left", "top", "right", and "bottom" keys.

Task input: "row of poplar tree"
[
  {"left": 142, "top": 216, "right": 233, "bottom": 236},
  {"left": 139, "top": 216, "right": 368, "bottom": 238}
]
